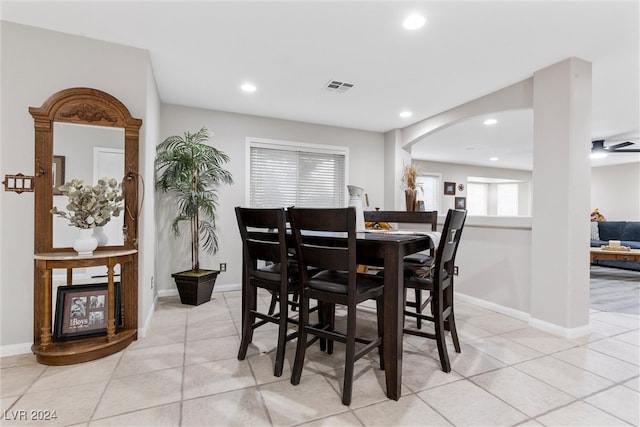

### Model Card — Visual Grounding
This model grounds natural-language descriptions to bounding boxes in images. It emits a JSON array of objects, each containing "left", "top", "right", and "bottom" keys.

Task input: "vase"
[
  {"left": 405, "top": 188, "right": 418, "bottom": 211},
  {"left": 73, "top": 228, "right": 98, "bottom": 256},
  {"left": 92, "top": 226, "right": 109, "bottom": 246},
  {"left": 347, "top": 185, "right": 366, "bottom": 232}
]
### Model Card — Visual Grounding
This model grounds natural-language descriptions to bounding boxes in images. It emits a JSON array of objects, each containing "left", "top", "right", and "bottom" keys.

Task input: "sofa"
[{"left": 590, "top": 221, "right": 640, "bottom": 270}]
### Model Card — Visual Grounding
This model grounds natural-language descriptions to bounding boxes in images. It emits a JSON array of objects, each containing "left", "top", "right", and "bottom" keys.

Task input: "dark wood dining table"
[{"left": 301, "top": 229, "right": 434, "bottom": 400}]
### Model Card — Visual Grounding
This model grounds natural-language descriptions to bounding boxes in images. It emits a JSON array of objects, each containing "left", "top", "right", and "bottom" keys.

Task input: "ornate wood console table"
[{"left": 33, "top": 249, "right": 138, "bottom": 365}]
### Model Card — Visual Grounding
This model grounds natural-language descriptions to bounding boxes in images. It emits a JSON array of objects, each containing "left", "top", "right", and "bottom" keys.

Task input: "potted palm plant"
[{"left": 155, "top": 127, "right": 233, "bottom": 305}]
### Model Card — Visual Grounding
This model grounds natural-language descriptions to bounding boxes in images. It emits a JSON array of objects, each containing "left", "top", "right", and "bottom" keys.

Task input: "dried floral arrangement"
[
  {"left": 51, "top": 178, "right": 123, "bottom": 229},
  {"left": 402, "top": 164, "right": 419, "bottom": 190}
]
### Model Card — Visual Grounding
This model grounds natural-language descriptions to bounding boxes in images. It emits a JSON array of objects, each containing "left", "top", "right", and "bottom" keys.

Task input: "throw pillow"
[{"left": 590, "top": 221, "right": 600, "bottom": 240}]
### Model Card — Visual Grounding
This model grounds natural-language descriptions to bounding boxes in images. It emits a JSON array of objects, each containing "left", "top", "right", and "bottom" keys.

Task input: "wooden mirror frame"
[{"left": 30, "top": 87, "right": 142, "bottom": 254}]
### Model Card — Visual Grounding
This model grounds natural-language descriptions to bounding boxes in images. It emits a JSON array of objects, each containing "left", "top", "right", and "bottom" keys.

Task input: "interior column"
[{"left": 530, "top": 57, "right": 592, "bottom": 335}]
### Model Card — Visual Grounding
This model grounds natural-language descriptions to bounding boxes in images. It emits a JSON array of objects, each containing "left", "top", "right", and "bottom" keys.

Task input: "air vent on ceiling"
[{"left": 325, "top": 80, "right": 354, "bottom": 93}]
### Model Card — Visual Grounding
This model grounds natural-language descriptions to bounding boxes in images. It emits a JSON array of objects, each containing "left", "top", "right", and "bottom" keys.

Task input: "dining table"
[{"left": 299, "top": 229, "right": 434, "bottom": 400}]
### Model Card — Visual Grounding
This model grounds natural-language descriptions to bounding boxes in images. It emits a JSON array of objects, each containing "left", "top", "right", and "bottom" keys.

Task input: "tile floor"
[{"left": 1, "top": 287, "right": 639, "bottom": 426}]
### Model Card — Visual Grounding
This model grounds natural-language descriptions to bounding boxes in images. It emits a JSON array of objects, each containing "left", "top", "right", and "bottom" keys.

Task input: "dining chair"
[
  {"left": 403, "top": 208, "right": 467, "bottom": 373},
  {"left": 288, "top": 207, "right": 385, "bottom": 406},
  {"left": 363, "top": 210, "right": 438, "bottom": 329},
  {"left": 235, "top": 206, "right": 301, "bottom": 377}
]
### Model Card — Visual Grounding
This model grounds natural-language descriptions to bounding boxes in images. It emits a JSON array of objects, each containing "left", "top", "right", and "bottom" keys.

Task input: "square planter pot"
[{"left": 172, "top": 269, "right": 220, "bottom": 306}]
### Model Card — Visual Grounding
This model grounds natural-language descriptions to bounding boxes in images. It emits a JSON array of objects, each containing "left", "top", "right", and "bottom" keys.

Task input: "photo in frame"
[
  {"left": 455, "top": 197, "right": 466, "bottom": 210},
  {"left": 444, "top": 181, "right": 456, "bottom": 195},
  {"left": 52, "top": 155, "right": 65, "bottom": 195},
  {"left": 53, "top": 282, "right": 121, "bottom": 341}
]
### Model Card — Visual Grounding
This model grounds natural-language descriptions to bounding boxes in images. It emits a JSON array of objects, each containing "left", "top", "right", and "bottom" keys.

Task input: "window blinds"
[{"left": 249, "top": 144, "right": 346, "bottom": 208}]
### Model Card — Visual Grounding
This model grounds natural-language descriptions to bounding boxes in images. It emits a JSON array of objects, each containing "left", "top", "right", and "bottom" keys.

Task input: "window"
[
  {"left": 467, "top": 182, "right": 488, "bottom": 215},
  {"left": 497, "top": 183, "right": 518, "bottom": 216},
  {"left": 416, "top": 174, "right": 440, "bottom": 212},
  {"left": 467, "top": 177, "right": 523, "bottom": 216},
  {"left": 249, "top": 139, "right": 347, "bottom": 208}
]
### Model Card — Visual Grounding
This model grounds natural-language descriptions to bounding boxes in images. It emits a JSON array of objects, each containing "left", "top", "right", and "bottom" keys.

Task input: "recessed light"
[
  {"left": 489, "top": 157, "right": 499, "bottom": 161},
  {"left": 590, "top": 152, "right": 608, "bottom": 159},
  {"left": 402, "top": 14, "right": 426, "bottom": 30},
  {"left": 241, "top": 83, "right": 256, "bottom": 93},
  {"left": 399, "top": 111, "right": 412, "bottom": 118},
  {"left": 484, "top": 118, "right": 498, "bottom": 125}
]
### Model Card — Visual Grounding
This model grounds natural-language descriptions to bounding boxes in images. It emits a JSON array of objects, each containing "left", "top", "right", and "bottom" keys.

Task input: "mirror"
[
  {"left": 52, "top": 123, "right": 125, "bottom": 248},
  {"left": 30, "top": 87, "right": 142, "bottom": 255}
]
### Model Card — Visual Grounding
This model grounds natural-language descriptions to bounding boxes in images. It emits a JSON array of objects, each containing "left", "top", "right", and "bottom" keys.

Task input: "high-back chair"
[
  {"left": 364, "top": 210, "right": 438, "bottom": 328},
  {"left": 403, "top": 209, "right": 467, "bottom": 373},
  {"left": 235, "top": 206, "right": 300, "bottom": 377},
  {"left": 288, "top": 207, "right": 385, "bottom": 406}
]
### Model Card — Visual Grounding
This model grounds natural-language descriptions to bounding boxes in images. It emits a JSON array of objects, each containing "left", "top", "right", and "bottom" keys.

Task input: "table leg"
[{"left": 383, "top": 244, "right": 404, "bottom": 400}]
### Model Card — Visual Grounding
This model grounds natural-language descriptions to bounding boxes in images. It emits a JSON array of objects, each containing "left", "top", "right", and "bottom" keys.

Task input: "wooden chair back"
[
  {"left": 288, "top": 207, "right": 357, "bottom": 288},
  {"left": 434, "top": 209, "right": 467, "bottom": 281},
  {"left": 235, "top": 207, "right": 288, "bottom": 273}
]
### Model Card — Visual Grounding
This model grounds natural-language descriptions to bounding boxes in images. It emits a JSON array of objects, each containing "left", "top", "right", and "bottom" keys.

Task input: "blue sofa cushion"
[
  {"left": 598, "top": 221, "right": 627, "bottom": 241},
  {"left": 621, "top": 222, "right": 640, "bottom": 242},
  {"left": 622, "top": 241, "right": 640, "bottom": 250}
]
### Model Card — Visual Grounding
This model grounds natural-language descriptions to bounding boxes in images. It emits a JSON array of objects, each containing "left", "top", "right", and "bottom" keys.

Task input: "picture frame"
[
  {"left": 53, "top": 282, "right": 121, "bottom": 341},
  {"left": 52, "top": 155, "right": 65, "bottom": 195},
  {"left": 444, "top": 181, "right": 456, "bottom": 195},
  {"left": 455, "top": 197, "right": 466, "bottom": 210}
]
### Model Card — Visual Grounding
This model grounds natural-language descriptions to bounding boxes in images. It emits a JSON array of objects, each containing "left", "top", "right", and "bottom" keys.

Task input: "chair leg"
[
  {"left": 273, "top": 290, "right": 288, "bottom": 377},
  {"left": 318, "top": 301, "right": 327, "bottom": 352},
  {"left": 291, "top": 292, "right": 310, "bottom": 386},
  {"left": 432, "top": 298, "right": 451, "bottom": 373},
  {"left": 342, "top": 302, "right": 357, "bottom": 406},
  {"left": 375, "top": 296, "right": 384, "bottom": 370},
  {"left": 267, "top": 291, "right": 277, "bottom": 315},
  {"left": 445, "top": 286, "right": 461, "bottom": 353},
  {"left": 326, "top": 303, "right": 336, "bottom": 355},
  {"left": 414, "top": 289, "right": 422, "bottom": 329},
  {"left": 448, "top": 311, "right": 461, "bottom": 353},
  {"left": 238, "top": 285, "right": 257, "bottom": 361}
]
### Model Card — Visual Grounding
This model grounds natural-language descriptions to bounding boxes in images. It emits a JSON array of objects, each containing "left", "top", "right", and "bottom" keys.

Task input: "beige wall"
[{"left": 591, "top": 162, "right": 640, "bottom": 221}]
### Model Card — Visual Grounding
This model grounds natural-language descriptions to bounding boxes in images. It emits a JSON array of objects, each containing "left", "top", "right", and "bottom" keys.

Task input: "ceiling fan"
[{"left": 591, "top": 139, "right": 640, "bottom": 156}]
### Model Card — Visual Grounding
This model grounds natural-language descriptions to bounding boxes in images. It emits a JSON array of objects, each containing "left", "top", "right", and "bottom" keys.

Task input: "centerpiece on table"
[
  {"left": 51, "top": 177, "right": 123, "bottom": 255},
  {"left": 402, "top": 164, "right": 420, "bottom": 211}
]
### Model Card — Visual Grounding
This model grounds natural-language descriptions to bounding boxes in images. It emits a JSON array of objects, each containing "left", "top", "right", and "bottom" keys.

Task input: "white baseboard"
[
  {"left": 455, "top": 292, "right": 530, "bottom": 321},
  {"left": 455, "top": 292, "right": 591, "bottom": 338},
  {"left": 529, "top": 316, "right": 591, "bottom": 338},
  {"left": 0, "top": 342, "right": 33, "bottom": 358}
]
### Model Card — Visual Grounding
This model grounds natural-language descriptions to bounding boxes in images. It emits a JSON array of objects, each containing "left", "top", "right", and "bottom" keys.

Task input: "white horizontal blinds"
[
  {"left": 250, "top": 147, "right": 298, "bottom": 207},
  {"left": 297, "top": 151, "right": 345, "bottom": 207},
  {"left": 249, "top": 143, "right": 346, "bottom": 208}
]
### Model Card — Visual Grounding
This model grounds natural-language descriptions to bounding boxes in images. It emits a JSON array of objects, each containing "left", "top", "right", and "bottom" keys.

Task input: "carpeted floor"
[{"left": 590, "top": 265, "right": 640, "bottom": 315}]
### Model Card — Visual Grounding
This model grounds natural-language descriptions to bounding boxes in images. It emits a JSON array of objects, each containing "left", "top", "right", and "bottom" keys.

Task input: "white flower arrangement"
[{"left": 51, "top": 178, "right": 123, "bottom": 229}]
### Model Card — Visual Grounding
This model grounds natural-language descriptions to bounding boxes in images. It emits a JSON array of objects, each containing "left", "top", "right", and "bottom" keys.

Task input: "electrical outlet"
[
  {"left": 219, "top": 263, "right": 227, "bottom": 272},
  {"left": 453, "top": 266, "right": 459, "bottom": 276}
]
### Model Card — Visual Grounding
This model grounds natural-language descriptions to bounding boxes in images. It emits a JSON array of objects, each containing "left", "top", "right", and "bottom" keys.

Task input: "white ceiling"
[{"left": 2, "top": 1, "right": 639, "bottom": 170}]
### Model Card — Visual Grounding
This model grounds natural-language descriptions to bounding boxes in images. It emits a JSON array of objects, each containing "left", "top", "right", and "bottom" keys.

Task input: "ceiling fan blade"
[
  {"left": 607, "top": 141, "right": 635, "bottom": 151},
  {"left": 607, "top": 148, "right": 640, "bottom": 153}
]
